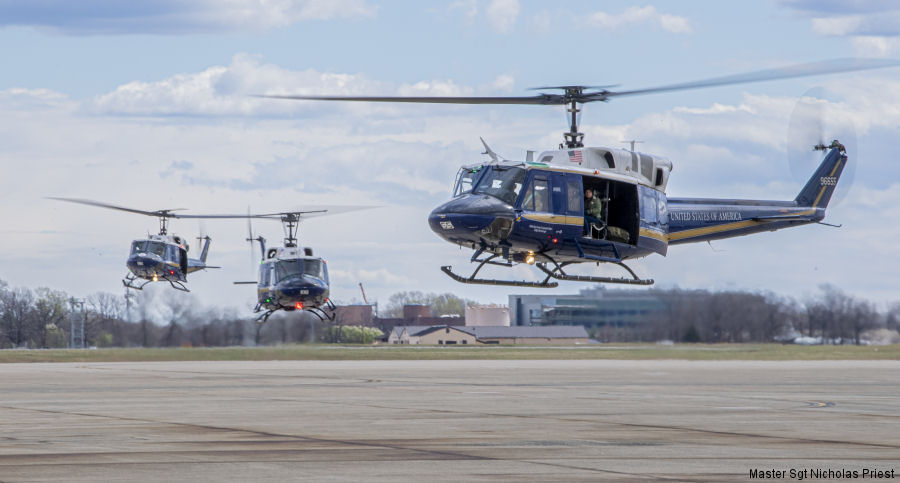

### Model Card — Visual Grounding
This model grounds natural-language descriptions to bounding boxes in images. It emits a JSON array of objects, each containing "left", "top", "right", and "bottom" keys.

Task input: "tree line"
[
  {"left": 0, "top": 277, "right": 897, "bottom": 348},
  {"left": 0, "top": 279, "right": 355, "bottom": 349},
  {"left": 599, "top": 284, "right": 900, "bottom": 345}
]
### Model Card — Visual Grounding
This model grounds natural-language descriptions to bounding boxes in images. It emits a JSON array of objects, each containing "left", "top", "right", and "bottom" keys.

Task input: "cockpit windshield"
[
  {"left": 274, "top": 259, "right": 326, "bottom": 282},
  {"left": 147, "top": 242, "right": 166, "bottom": 258},
  {"left": 275, "top": 260, "right": 302, "bottom": 282},
  {"left": 130, "top": 241, "right": 145, "bottom": 255},
  {"left": 452, "top": 165, "right": 485, "bottom": 198},
  {"left": 471, "top": 166, "right": 525, "bottom": 205},
  {"left": 302, "top": 259, "right": 325, "bottom": 279}
]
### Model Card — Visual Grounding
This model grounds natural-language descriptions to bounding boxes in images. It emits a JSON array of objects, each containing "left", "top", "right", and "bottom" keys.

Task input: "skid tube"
[
  {"left": 123, "top": 273, "right": 152, "bottom": 291},
  {"left": 441, "top": 253, "right": 558, "bottom": 288},
  {"left": 536, "top": 259, "right": 654, "bottom": 286}
]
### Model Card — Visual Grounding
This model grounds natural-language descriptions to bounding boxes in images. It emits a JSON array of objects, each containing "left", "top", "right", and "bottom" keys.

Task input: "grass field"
[{"left": 0, "top": 343, "right": 898, "bottom": 363}]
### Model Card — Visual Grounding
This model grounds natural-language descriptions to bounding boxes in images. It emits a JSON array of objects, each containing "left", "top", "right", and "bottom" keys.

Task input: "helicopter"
[
  {"left": 260, "top": 58, "right": 897, "bottom": 288},
  {"left": 234, "top": 211, "right": 336, "bottom": 323},
  {"left": 49, "top": 197, "right": 263, "bottom": 292}
]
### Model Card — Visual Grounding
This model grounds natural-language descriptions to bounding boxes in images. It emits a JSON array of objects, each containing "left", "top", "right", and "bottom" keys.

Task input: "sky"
[{"left": 2, "top": 0, "right": 900, "bottom": 317}]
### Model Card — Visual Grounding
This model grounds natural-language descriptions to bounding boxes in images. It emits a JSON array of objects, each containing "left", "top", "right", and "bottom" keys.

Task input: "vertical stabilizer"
[
  {"left": 199, "top": 236, "right": 211, "bottom": 263},
  {"left": 794, "top": 143, "right": 847, "bottom": 208}
]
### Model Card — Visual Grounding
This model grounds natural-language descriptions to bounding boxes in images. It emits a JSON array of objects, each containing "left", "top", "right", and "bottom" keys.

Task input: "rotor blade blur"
[
  {"left": 282, "top": 205, "right": 375, "bottom": 219},
  {"left": 47, "top": 197, "right": 167, "bottom": 217},
  {"left": 257, "top": 94, "right": 565, "bottom": 105},
  {"left": 604, "top": 58, "right": 900, "bottom": 99},
  {"left": 48, "top": 197, "right": 286, "bottom": 219}
]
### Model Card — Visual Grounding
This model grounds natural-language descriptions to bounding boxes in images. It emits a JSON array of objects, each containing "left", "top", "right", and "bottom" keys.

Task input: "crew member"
[{"left": 584, "top": 188, "right": 603, "bottom": 236}]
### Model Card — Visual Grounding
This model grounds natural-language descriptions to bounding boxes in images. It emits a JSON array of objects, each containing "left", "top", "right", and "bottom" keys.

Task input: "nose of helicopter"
[
  {"left": 275, "top": 277, "right": 328, "bottom": 306},
  {"left": 428, "top": 194, "right": 515, "bottom": 244},
  {"left": 126, "top": 253, "right": 163, "bottom": 276}
]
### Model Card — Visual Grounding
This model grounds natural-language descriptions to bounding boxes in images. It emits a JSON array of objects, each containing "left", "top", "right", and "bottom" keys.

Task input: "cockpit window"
[
  {"left": 453, "top": 165, "right": 484, "bottom": 198},
  {"left": 303, "top": 259, "right": 325, "bottom": 279},
  {"left": 472, "top": 166, "right": 525, "bottom": 205},
  {"left": 275, "top": 260, "right": 302, "bottom": 282},
  {"left": 147, "top": 242, "right": 166, "bottom": 258},
  {"left": 130, "top": 241, "right": 146, "bottom": 254}
]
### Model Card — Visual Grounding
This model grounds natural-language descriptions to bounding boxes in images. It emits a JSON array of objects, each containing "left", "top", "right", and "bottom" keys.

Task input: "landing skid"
[
  {"left": 254, "top": 299, "right": 337, "bottom": 325},
  {"left": 123, "top": 273, "right": 190, "bottom": 292},
  {"left": 536, "top": 260, "right": 654, "bottom": 286},
  {"left": 440, "top": 253, "right": 559, "bottom": 288},
  {"left": 440, "top": 251, "right": 653, "bottom": 288},
  {"left": 305, "top": 299, "right": 337, "bottom": 322},
  {"left": 122, "top": 274, "right": 152, "bottom": 291}
]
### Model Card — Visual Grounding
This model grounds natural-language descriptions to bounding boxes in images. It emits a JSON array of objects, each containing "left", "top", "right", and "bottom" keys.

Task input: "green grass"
[{"left": 0, "top": 343, "right": 898, "bottom": 363}]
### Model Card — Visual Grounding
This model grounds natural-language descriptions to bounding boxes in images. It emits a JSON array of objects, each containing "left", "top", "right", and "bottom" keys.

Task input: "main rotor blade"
[
  {"left": 48, "top": 197, "right": 279, "bottom": 219},
  {"left": 262, "top": 58, "right": 900, "bottom": 107},
  {"left": 604, "top": 58, "right": 900, "bottom": 99},
  {"left": 258, "top": 94, "right": 566, "bottom": 105},
  {"left": 47, "top": 197, "right": 174, "bottom": 218}
]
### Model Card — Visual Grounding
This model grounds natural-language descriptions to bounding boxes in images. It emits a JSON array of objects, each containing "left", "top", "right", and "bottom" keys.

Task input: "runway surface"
[{"left": 0, "top": 359, "right": 898, "bottom": 481}]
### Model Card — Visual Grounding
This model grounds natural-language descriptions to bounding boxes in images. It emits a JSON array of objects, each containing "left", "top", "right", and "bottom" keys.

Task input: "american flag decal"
[{"left": 568, "top": 150, "right": 583, "bottom": 164}]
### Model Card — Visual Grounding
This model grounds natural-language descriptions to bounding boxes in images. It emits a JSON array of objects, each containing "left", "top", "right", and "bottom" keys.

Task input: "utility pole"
[{"left": 124, "top": 286, "right": 136, "bottom": 322}]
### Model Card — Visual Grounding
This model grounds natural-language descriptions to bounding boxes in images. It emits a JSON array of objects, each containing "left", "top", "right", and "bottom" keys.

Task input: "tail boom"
[{"left": 666, "top": 145, "right": 846, "bottom": 245}]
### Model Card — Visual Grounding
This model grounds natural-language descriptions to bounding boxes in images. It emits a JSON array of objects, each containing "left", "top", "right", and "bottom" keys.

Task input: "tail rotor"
[{"left": 787, "top": 87, "right": 857, "bottom": 207}]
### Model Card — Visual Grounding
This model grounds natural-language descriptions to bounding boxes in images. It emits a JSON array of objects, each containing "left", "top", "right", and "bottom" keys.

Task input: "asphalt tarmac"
[{"left": 0, "top": 359, "right": 898, "bottom": 482}]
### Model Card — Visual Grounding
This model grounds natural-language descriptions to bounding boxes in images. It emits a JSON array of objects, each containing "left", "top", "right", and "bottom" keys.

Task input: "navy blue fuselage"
[
  {"left": 428, "top": 147, "right": 846, "bottom": 267},
  {"left": 255, "top": 256, "right": 330, "bottom": 312}
]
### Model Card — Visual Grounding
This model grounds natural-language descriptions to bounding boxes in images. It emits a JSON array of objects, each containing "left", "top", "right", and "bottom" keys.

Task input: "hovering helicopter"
[
  {"left": 263, "top": 58, "right": 897, "bottom": 287},
  {"left": 235, "top": 211, "right": 336, "bottom": 323},
  {"left": 49, "top": 198, "right": 262, "bottom": 292}
]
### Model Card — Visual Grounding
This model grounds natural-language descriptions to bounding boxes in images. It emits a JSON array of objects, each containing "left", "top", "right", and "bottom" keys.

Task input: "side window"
[
  {"left": 533, "top": 177, "right": 549, "bottom": 212},
  {"left": 657, "top": 193, "right": 668, "bottom": 225},
  {"left": 567, "top": 179, "right": 581, "bottom": 213},
  {"left": 640, "top": 154, "right": 653, "bottom": 180},
  {"left": 641, "top": 188, "right": 658, "bottom": 224},
  {"left": 166, "top": 245, "right": 178, "bottom": 262},
  {"left": 520, "top": 179, "right": 534, "bottom": 210}
]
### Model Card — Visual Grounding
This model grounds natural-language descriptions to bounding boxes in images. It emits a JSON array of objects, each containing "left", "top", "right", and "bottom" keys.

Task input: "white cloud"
[
  {"left": 850, "top": 35, "right": 900, "bottom": 56},
  {"left": 486, "top": 0, "right": 519, "bottom": 34},
  {"left": 0, "top": 0, "right": 376, "bottom": 35},
  {"left": 785, "top": 2, "right": 900, "bottom": 56},
  {"left": 87, "top": 55, "right": 528, "bottom": 118},
  {"left": 397, "top": 79, "right": 474, "bottom": 97},
  {"left": 658, "top": 13, "right": 693, "bottom": 34},
  {"left": 811, "top": 15, "right": 864, "bottom": 36},
  {"left": 584, "top": 6, "right": 693, "bottom": 34},
  {"left": 449, "top": 0, "right": 519, "bottom": 34},
  {"left": 490, "top": 74, "right": 515, "bottom": 92}
]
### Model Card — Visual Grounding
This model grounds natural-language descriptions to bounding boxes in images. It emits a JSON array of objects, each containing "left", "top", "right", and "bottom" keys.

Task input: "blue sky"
[{"left": 2, "top": 0, "right": 900, "bottom": 315}]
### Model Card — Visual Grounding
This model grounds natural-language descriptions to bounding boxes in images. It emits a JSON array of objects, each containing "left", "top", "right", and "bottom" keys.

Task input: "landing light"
[
  {"left": 295, "top": 302, "right": 304, "bottom": 310},
  {"left": 152, "top": 273, "right": 158, "bottom": 282},
  {"left": 525, "top": 252, "right": 535, "bottom": 265}
]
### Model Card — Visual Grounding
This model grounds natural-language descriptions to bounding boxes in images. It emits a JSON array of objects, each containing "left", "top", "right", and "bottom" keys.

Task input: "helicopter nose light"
[
  {"left": 295, "top": 302, "right": 304, "bottom": 310},
  {"left": 525, "top": 252, "right": 536, "bottom": 265},
  {"left": 152, "top": 273, "right": 158, "bottom": 282}
]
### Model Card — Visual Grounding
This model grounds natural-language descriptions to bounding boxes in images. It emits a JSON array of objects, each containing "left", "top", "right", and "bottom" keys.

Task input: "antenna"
[{"left": 621, "top": 140, "right": 643, "bottom": 152}]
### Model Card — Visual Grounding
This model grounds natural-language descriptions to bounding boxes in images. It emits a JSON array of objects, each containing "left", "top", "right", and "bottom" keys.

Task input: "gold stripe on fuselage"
[
  {"left": 639, "top": 227, "right": 667, "bottom": 243},
  {"left": 521, "top": 213, "right": 584, "bottom": 226}
]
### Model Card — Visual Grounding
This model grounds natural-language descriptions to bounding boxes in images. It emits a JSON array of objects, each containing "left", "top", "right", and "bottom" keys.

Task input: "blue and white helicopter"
[
  {"left": 235, "top": 211, "right": 335, "bottom": 323},
  {"left": 264, "top": 58, "right": 895, "bottom": 287},
  {"left": 49, "top": 198, "right": 251, "bottom": 292}
]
